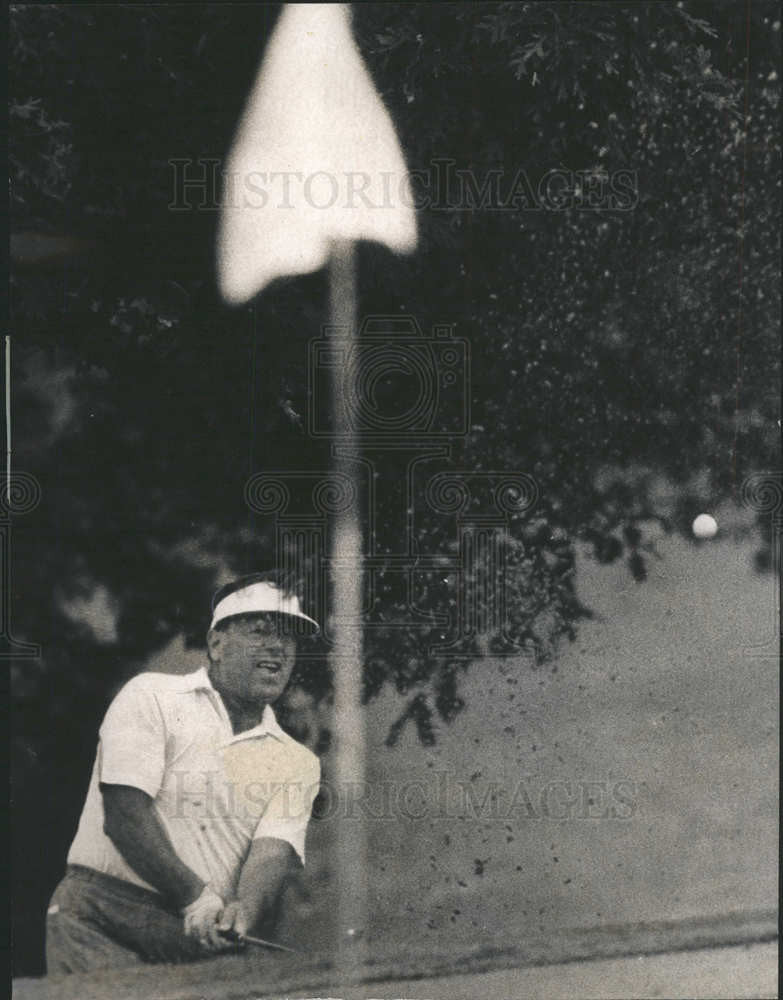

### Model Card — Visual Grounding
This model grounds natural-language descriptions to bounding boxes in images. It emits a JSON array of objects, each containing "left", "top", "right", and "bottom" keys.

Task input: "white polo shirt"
[{"left": 67, "top": 667, "right": 320, "bottom": 902}]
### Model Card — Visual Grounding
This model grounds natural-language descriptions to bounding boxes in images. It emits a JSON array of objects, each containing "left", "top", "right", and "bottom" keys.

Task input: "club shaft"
[{"left": 242, "top": 933, "right": 296, "bottom": 953}]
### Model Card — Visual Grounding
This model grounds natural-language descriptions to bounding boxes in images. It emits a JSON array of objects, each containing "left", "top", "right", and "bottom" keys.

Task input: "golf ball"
[{"left": 692, "top": 513, "right": 718, "bottom": 539}]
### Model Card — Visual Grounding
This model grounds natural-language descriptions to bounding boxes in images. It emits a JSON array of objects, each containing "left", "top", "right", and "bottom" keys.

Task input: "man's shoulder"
[
  {"left": 273, "top": 725, "right": 321, "bottom": 774},
  {"left": 113, "top": 669, "right": 206, "bottom": 700}
]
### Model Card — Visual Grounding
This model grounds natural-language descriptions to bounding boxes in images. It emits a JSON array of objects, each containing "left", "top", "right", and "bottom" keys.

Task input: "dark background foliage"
[{"left": 8, "top": 1, "right": 780, "bottom": 975}]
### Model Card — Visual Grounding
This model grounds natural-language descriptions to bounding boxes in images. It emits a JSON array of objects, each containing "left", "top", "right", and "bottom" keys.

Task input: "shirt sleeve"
[
  {"left": 252, "top": 752, "right": 320, "bottom": 865},
  {"left": 97, "top": 676, "right": 167, "bottom": 798}
]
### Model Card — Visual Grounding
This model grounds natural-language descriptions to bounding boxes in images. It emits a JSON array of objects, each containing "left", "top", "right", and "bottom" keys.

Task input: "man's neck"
[{"left": 207, "top": 670, "right": 267, "bottom": 734}]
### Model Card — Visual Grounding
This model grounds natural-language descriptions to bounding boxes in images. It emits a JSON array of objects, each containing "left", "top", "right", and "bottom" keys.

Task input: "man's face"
[{"left": 207, "top": 614, "right": 297, "bottom": 706}]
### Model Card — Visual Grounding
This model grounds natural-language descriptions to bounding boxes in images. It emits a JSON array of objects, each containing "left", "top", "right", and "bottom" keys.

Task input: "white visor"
[{"left": 210, "top": 581, "right": 320, "bottom": 633}]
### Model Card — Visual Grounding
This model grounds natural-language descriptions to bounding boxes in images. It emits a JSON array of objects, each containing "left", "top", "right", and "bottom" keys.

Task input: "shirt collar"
[
  {"left": 183, "top": 665, "right": 213, "bottom": 692},
  {"left": 236, "top": 703, "right": 286, "bottom": 744},
  {"left": 184, "top": 666, "right": 286, "bottom": 743}
]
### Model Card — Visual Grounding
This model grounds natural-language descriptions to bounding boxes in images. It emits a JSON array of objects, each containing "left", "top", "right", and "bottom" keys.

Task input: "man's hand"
[
  {"left": 217, "top": 900, "right": 250, "bottom": 942},
  {"left": 182, "top": 885, "right": 232, "bottom": 952}
]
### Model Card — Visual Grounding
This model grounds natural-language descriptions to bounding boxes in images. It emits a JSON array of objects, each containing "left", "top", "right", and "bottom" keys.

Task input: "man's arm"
[
  {"left": 220, "top": 837, "right": 297, "bottom": 937},
  {"left": 102, "top": 784, "right": 234, "bottom": 951},
  {"left": 219, "top": 752, "right": 320, "bottom": 939},
  {"left": 101, "top": 783, "right": 205, "bottom": 910}
]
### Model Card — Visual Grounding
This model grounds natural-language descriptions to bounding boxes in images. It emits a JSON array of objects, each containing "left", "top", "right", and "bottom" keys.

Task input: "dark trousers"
[{"left": 45, "top": 865, "right": 213, "bottom": 974}]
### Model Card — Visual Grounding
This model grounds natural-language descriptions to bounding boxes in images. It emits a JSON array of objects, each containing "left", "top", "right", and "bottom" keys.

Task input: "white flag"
[{"left": 218, "top": 3, "right": 418, "bottom": 305}]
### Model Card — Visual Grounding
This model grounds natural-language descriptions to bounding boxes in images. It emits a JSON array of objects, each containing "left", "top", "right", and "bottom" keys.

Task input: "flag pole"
[
  {"left": 328, "top": 240, "right": 367, "bottom": 986},
  {"left": 217, "top": 7, "right": 416, "bottom": 985}
]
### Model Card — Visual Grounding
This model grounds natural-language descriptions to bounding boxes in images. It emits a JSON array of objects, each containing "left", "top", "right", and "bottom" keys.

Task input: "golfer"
[{"left": 45, "top": 572, "right": 321, "bottom": 974}]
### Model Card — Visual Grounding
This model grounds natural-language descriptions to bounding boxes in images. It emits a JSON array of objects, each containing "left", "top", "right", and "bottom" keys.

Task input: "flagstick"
[
  {"left": 5, "top": 336, "right": 10, "bottom": 505},
  {"left": 328, "top": 240, "right": 367, "bottom": 986}
]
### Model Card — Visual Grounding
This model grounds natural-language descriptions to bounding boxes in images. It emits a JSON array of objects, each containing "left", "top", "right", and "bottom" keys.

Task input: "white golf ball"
[{"left": 692, "top": 513, "right": 718, "bottom": 539}]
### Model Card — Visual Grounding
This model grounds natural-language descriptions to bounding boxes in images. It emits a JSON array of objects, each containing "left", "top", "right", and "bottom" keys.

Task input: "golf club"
[{"left": 219, "top": 929, "right": 297, "bottom": 954}]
